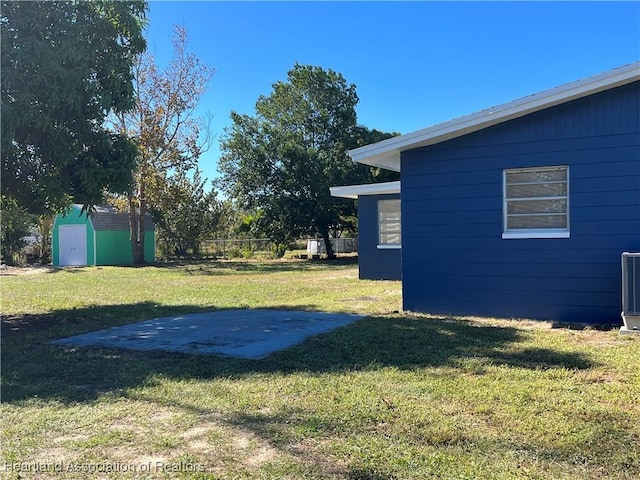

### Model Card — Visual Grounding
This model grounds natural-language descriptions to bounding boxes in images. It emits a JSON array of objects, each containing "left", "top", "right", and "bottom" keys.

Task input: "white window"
[
  {"left": 378, "top": 199, "right": 401, "bottom": 248},
  {"left": 503, "top": 166, "right": 569, "bottom": 239}
]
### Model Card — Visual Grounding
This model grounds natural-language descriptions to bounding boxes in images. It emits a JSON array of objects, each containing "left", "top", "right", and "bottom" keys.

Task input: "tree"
[
  {"left": 331, "top": 125, "right": 400, "bottom": 237},
  {"left": 349, "top": 126, "right": 401, "bottom": 183},
  {"left": 153, "top": 168, "right": 222, "bottom": 258},
  {"left": 218, "top": 64, "right": 362, "bottom": 258},
  {"left": 32, "top": 216, "right": 54, "bottom": 264},
  {"left": 0, "top": 196, "right": 35, "bottom": 265},
  {"left": 1, "top": 1, "right": 147, "bottom": 215},
  {"left": 109, "top": 26, "right": 214, "bottom": 264}
]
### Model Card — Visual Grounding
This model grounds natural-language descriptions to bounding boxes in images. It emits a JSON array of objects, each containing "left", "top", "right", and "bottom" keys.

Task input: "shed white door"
[{"left": 59, "top": 225, "right": 87, "bottom": 266}]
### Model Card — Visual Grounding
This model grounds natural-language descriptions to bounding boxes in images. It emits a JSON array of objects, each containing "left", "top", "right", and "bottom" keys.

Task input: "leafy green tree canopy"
[
  {"left": 153, "top": 168, "right": 222, "bottom": 258},
  {"left": 0, "top": 196, "right": 34, "bottom": 265},
  {"left": 218, "top": 63, "right": 363, "bottom": 258},
  {"left": 1, "top": 1, "right": 147, "bottom": 215},
  {"left": 349, "top": 126, "right": 401, "bottom": 183}
]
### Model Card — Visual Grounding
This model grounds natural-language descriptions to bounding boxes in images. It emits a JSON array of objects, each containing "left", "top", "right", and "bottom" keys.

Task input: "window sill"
[
  {"left": 377, "top": 244, "right": 402, "bottom": 249},
  {"left": 502, "top": 231, "right": 570, "bottom": 239}
]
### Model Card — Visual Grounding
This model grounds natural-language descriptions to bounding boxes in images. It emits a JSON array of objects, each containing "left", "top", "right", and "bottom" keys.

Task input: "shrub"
[
  {"left": 270, "top": 243, "right": 287, "bottom": 259},
  {"left": 0, "top": 197, "right": 34, "bottom": 265}
]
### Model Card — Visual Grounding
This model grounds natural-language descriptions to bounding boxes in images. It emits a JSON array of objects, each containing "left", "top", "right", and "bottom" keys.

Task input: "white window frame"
[
  {"left": 378, "top": 199, "right": 401, "bottom": 249},
  {"left": 502, "top": 165, "right": 570, "bottom": 239}
]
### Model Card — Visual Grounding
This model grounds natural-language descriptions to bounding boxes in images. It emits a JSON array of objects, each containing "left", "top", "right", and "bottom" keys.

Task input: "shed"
[
  {"left": 52, "top": 204, "right": 155, "bottom": 266},
  {"left": 339, "top": 62, "right": 640, "bottom": 324}
]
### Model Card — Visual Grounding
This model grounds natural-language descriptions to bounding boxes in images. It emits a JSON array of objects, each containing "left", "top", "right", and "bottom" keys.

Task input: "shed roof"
[
  {"left": 72, "top": 204, "right": 154, "bottom": 231},
  {"left": 349, "top": 62, "right": 640, "bottom": 172}
]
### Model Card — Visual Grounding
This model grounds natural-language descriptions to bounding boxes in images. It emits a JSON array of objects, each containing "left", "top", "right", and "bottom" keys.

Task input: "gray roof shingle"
[{"left": 74, "top": 204, "right": 154, "bottom": 231}]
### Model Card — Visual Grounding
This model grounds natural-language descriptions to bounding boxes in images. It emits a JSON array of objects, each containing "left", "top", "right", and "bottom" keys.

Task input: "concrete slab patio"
[{"left": 51, "top": 309, "right": 364, "bottom": 359}]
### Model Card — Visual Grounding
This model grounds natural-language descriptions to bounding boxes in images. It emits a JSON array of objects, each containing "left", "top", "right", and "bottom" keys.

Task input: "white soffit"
[
  {"left": 330, "top": 181, "right": 401, "bottom": 199},
  {"left": 350, "top": 62, "right": 640, "bottom": 172}
]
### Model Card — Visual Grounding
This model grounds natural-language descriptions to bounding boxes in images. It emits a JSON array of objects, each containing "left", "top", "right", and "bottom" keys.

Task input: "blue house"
[
  {"left": 335, "top": 63, "right": 640, "bottom": 324},
  {"left": 330, "top": 181, "right": 401, "bottom": 280}
]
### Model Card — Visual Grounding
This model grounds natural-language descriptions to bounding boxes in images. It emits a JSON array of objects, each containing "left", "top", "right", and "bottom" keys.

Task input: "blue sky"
[{"left": 144, "top": 1, "right": 640, "bottom": 184}]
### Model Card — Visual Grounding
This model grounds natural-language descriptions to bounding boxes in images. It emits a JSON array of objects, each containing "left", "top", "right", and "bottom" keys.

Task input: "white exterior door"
[{"left": 59, "top": 225, "right": 87, "bottom": 266}]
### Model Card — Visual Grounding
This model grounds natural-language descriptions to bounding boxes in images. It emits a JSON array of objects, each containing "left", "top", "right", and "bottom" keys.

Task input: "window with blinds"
[
  {"left": 503, "top": 166, "right": 569, "bottom": 239},
  {"left": 378, "top": 199, "right": 401, "bottom": 247}
]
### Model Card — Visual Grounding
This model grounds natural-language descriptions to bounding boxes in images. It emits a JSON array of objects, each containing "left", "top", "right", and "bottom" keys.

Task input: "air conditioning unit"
[{"left": 621, "top": 252, "right": 640, "bottom": 334}]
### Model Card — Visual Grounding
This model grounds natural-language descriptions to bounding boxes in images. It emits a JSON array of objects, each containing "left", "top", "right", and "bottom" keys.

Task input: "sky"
[{"left": 144, "top": 1, "right": 640, "bottom": 186}]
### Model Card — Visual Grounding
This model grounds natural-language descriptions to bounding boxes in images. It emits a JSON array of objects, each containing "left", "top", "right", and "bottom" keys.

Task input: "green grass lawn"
[{"left": 2, "top": 259, "right": 639, "bottom": 479}]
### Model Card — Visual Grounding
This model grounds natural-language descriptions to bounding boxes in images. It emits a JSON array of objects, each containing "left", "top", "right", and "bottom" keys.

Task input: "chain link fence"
[
  {"left": 199, "top": 239, "right": 274, "bottom": 258},
  {"left": 198, "top": 238, "right": 357, "bottom": 259}
]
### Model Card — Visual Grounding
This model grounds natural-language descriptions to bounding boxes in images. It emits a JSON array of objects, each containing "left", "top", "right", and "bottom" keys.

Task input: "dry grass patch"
[{"left": 2, "top": 260, "right": 639, "bottom": 479}]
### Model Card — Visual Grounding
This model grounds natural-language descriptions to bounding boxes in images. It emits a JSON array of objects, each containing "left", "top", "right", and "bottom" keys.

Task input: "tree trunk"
[
  {"left": 128, "top": 195, "right": 146, "bottom": 265},
  {"left": 137, "top": 197, "right": 147, "bottom": 264},
  {"left": 320, "top": 228, "right": 335, "bottom": 259},
  {"left": 37, "top": 216, "right": 53, "bottom": 263}
]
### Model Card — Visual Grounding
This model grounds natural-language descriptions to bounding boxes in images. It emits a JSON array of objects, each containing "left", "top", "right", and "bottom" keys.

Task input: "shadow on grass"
[
  {"left": 146, "top": 256, "right": 359, "bottom": 275},
  {"left": 1, "top": 302, "right": 596, "bottom": 405},
  {"left": 1, "top": 302, "right": 247, "bottom": 346},
  {"left": 8, "top": 257, "right": 360, "bottom": 277},
  {"left": 176, "top": 257, "right": 359, "bottom": 276}
]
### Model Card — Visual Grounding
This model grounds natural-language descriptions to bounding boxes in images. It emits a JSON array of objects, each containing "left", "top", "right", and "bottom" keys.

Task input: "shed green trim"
[{"left": 52, "top": 206, "right": 95, "bottom": 266}]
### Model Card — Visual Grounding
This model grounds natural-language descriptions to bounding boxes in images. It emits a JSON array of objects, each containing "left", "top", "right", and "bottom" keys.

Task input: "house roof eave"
[
  {"left": 349, "top": 62, "right": 640, "bottom": 172},
  {"left": 330, "top": 181, "right": 401, "bottom": 199}
]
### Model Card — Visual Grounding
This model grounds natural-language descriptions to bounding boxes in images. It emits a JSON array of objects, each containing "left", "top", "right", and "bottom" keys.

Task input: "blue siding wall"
[
  {"left": 401, "top": 81, "right": 640, "bottom": 324},
  {"left": 358, "top": 194, "right": 402, "bottom": 280}
]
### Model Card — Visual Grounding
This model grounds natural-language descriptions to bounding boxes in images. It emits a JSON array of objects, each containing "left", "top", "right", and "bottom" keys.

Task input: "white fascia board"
[
  {"left": 330, "top": 181, "right": 401, "bottom": 199},
  {"left": 350, "top": 62, "right": 640, "bottom": 172},
  {"left": 349, "top": 151, "right": 402, "bottom": 172}
]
